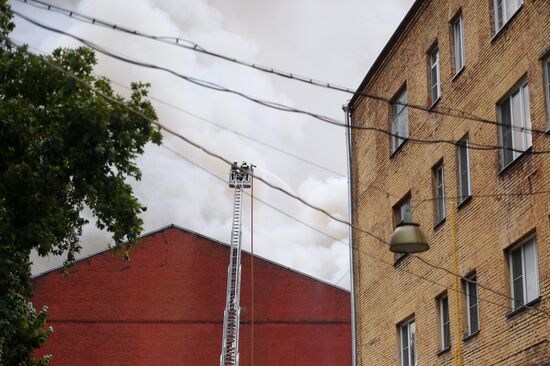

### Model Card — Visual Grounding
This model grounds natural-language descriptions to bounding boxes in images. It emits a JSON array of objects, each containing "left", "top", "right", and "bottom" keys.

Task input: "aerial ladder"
[{"left": 220, "top": 162, "right": 252, "bottom": 366}]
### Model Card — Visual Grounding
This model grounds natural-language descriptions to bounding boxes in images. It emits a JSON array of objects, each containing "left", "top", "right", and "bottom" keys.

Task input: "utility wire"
[
  {"left": 13, "top": 40, "right": 549, "bottom": 320},
  {"left": 162, "top": 143, "right": 545, "bottom": 322},
  {"left": 14, "top": 0, "right": 550, "bottom": 137},
  {"left": 12, "top": 10, "right": 550, "bottom": 156},
  {"left": 107, "top": 79, "right": 346, "bottom": 177}
]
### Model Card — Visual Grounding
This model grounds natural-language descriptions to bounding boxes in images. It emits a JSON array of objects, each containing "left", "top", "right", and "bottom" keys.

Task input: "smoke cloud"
[{"left": 11, "top": 0, "right": 414, "bottom": 288}]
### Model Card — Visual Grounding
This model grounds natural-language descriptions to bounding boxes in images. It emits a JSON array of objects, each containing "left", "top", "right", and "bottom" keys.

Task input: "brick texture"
[
  {"left": 32, "top": 226, "right": 351, "bottom": 366},
  {"left": 350, "top": 0, "right": 550, "bottom": 365}
]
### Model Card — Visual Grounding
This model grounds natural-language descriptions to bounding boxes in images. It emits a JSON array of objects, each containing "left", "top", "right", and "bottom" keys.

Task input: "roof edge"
[
  {"left": 349, "top": 0, "right": 425, "bottom": 109},
  {"left": 32, "top": 224, "right": 350, "bottom": 293}
]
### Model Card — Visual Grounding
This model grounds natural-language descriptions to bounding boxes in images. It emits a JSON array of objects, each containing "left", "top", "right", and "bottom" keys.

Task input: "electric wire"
[
  {"left": 161, "top": 144, "right": 545, "bottom": 323},
  {"left": 107, "top": 79, "right": 346, "bottom": 177},
  {"left": 12, "top": 10, "right": 550, "bottom": 157},
  {"left": 14, "top": 0, "right": 550, "bottom": 137},
  {"left": 13, "top": 40, "right": 549, "bottom": 319}
]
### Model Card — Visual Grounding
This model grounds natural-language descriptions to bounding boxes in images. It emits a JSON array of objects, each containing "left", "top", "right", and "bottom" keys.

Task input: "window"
[
  {"left": 509, "top": 237, "right": 540, "bottom": 310},
  {"left": 433, "top": 162, "right": 445, "bottom": 224},
  {"left": 400, "top": 319, "right": 417, "bottom": 366},
  {"left": 391, "top": 88, "right": 409, "bottom": 153},
  {"left": 545, "top": 57, "right": 550, "bottom": 129},
  {"left": 464, "top": 276, "right": 479, "bottom": 336},
  {"left": 393, "top": 196, "right": 412, "bottom": 261},
  {"left": 394, "top": 196, "right": 412, "bottom": 226},
  {"left": 452, "top": 15, "right": 465, "bottom": 73},
  {"left": 498, "top": 79, "right": 531, "bottom": 169},
  {"left": 429, "top": 47, "right": 441, "bottom": 104},
  {"left": 456, "top": 136, "right": 471, "bottom": 204},
  {"left": 494, "top": 0, "right": 523, "bottom": 32},
  {"left": 439, "top": 295, "right": 451, "bottom": 351}
]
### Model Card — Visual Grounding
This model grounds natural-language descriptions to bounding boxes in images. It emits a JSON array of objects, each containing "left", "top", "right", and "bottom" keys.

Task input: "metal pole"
[{"left": 343, "top": 103, "right": 357, "bottom": 366}]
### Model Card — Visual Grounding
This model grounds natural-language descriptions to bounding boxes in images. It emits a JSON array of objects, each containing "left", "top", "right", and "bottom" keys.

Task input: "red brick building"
[{"left": 32, "top": 225, "right": 351, "bottom": 365}]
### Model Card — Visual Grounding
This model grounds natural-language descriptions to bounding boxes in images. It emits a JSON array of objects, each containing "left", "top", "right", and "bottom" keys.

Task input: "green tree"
[{"left": 0, "top": 2, "right": 162, "bottom": 364}]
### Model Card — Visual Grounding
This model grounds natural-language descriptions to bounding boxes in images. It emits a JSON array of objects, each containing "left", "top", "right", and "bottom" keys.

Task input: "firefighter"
[
  {"left": 240, "top": 161, "right": 249, "bottom": 180},
  {"left": 230, "top": 161, "right": 239, "bottom": 180}
]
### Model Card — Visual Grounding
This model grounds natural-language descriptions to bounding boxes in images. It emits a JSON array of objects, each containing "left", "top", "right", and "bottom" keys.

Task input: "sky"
[{"left": 10, "top": 0, "right": 414, "bottom": 289}]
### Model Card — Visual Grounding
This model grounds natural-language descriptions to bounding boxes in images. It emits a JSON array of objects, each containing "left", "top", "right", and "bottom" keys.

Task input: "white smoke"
[{"left": 12, "top": 0, "right": 414, "bottom": 288}]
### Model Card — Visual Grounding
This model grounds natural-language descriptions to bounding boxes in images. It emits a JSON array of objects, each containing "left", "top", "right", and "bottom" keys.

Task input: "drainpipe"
[{"left": 342, "top": 102, "right": 356, "bottom": 366}]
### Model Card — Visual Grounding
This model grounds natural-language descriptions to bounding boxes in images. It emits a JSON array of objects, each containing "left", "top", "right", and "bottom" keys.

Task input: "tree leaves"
[{"left": 0, "top": 1, "right": 162, "bottom": 363}]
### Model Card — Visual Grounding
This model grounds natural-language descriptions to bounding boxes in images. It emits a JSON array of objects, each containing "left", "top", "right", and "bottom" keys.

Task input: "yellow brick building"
[{"left": 348, "top": 0, "right": 550, "bottom": 364}]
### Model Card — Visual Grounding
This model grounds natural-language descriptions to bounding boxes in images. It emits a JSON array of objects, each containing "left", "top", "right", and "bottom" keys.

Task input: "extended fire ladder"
[{"left": 220, "top": 164, "right": 252, "bottom": 366}]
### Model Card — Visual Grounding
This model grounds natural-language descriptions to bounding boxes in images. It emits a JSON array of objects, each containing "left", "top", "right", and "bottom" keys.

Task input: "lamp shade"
[{"left": 389, "top": 223, "right": 429, "bottom": 253}]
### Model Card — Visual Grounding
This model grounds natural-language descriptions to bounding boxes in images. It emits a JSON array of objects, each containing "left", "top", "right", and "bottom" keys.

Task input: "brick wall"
[
  {"left": 350, "top": 0, "right": 550, "bottom": 364},
  {"left": 32, "top": 226, "right": 351, "bottom": 366}
]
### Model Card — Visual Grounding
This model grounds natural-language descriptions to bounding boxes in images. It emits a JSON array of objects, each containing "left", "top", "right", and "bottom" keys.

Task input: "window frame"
[
  {"left": 456, "top": 136, "right": 472, "bottom": 205},
  {"left": 391, "top": 87, "right": 409, "bottom": 154},
  {"left": 399, "top": 318, "right": 417, "bottom": 366},
  {"left": 464, "top": 275, "right": 479, "bottom": 336},
  {"left": 497, "top": 78, "right": 532, "bottom": 170},
  {"left": 493, "top": 0, "right": 523, "bottom": 33},
  {"left": 429, "top": 46, "right": 441, "bottom": 104},
  {"left": 439, "top": 295, "right": 451, "bottom": 351},
  {"left": 544, "top": 57, "right": 550, "bottom": 130},
  {"left": 452, "top": 15, "right": 465, "bottom": 74},
  {"left": 432, "top": 162, "right": 446, "bottom": 225},
  {"left": 508, "top": 236, "right": 540, "bottom": 310}
]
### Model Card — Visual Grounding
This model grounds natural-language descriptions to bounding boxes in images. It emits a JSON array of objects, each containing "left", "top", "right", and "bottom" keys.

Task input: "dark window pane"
[
  {"left": 401, "top": 325, "right": 409, "bottom": 365},
  {"left": 470, "top": 303, "right": 479, "bottom": 333},
  {"left": 500, "top": 98, "right": 513, "bottom": 166}
]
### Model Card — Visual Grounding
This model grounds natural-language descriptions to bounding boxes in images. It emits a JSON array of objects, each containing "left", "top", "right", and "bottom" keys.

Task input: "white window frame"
[
  {"left": 498, "top": 79, "right": 532, "bottom": 170},
  {"left": 433, "top": 162, "right": 445, "bottom": 224},
  {"left": 544, "top": 57, "right": 550, "bottom": 130},
  {"left": 452, "top": 15, "right": 465, "bottom": 73},
  {"left": 430, "top": 47, "right": 441, "bottom": 104},
  {"left": 464, "top": 276, "right": 479, "bottom": 336},
  {"left": 391, "top": 88, "right": 409, "bottom": 153},
  {"left": 508, "top": 237, "right": 540, "bottom": 310},
  {"left": 456, "top": 136, "right": 471, "bottom": 204},
  {"left": 494, "top": 0, "right": 523, "bottom": 33},
  {"left": 400, "top": 319, "right": 417, "bottom": 366},
  {"left": 439, "top": 295, "right": 451, "bottom": 350}
]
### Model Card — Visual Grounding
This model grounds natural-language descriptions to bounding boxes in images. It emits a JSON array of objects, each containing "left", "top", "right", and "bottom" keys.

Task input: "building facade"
[
  {"left": 349, "top": 0, "right": 549, "bottom": 365},
  {"left": 32, "top": 225, "right": 351, "bottom": 366}
]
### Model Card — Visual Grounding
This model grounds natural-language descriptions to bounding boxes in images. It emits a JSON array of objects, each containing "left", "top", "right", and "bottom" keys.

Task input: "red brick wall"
[{"left": 32, "top": 226, "right": 351, "bottom": 366}]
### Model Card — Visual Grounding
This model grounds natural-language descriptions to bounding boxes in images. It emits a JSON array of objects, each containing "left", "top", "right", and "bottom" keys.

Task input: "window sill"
[
  {"left": 429, "top": 97, "right": 441, "bottom": 111},
  {"left": 463, "top": 330, "right": 480, "bottom": 342},
  {"left": 434, "top": 217, "right": 446, "bottom": 230},
  {"left": 491, "top": 5, "right": 524, "bottom": 44},
  {"left": 457, "top": 195, "right": 472, "bottom": 210},
  {"left": 451, "top": 67, "right": 465, "bottom": 82},
  {"left": 498, "top": 146, "right": 532, "bottom": 176},
  {"left": 436, "top": 346, "right": 451, "bottom": 356},
  {"left": 390, "top": 139, "right": 409, "bottom": 159},
  {"left": 506, "top": 297, "right": 541, "bottom": 319}
]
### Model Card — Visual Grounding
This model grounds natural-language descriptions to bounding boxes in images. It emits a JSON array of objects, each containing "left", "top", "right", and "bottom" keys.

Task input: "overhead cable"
[
  {"left": 13, "top": 40, "right": 550, "bottom": 319},
  {"left": 108, "top": 79, "right": 346, "bottom": 177},
  {"left": 15, "top": 0, "right": 550, "bottom": 137},
  {"left": 12, "top": 10, "right": 550, "bottom": 157}
]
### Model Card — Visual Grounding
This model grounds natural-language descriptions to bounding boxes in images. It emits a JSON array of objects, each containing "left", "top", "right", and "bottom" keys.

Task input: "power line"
[
  {"left": 162, "top": 143, "right": 545, "bottom": 322},
  {"left": 14, "top": 0, "right": 550, "bottom": 137},
  {"left": 12, "top": 10, "right": 550, "bottom": 157},
  {"left": 13, "top": 41, "right": 549, "bottom": 319},
  {"left": 107, "top": 79, "right": 345, "bottom": 177}
]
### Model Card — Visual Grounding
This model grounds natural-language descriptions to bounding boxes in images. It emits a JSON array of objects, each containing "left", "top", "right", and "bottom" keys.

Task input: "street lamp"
[{"left": 389, "top": 223, "right": 429, "bottom": 253}]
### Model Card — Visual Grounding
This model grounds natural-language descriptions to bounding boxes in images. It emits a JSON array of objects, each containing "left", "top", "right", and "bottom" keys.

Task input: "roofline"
[
  {"left": 32, "top": 224, "right": 350, "bottom": 293},
  {"left": 349, "top": 0, "right": 425, "bottom": 109}
]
